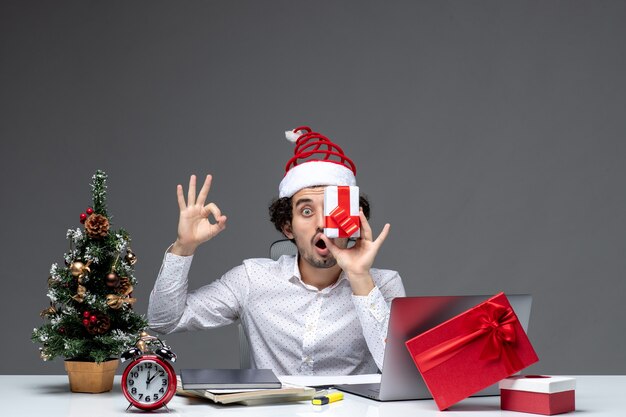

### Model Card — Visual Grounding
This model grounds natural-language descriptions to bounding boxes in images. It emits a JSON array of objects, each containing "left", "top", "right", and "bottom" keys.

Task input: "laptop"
[{"left": 336, "top": 294, "right": 533, "bottom": 401}]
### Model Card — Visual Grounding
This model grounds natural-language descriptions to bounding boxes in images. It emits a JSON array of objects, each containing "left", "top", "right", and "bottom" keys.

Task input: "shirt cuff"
[
  {"left": 351, "top": 286, "right": 388, "bottom": 323},
  {"left": 155, "top": 249, "right": 194, "bottom": 289}
]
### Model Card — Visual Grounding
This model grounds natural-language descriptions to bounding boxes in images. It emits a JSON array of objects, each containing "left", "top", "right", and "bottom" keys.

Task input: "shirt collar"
[
  {"left": 289, "top": 253, "right": 301, "bottom": 282},
  {"left": 287, "top": 253, "right": 348, "bottom": 289}
]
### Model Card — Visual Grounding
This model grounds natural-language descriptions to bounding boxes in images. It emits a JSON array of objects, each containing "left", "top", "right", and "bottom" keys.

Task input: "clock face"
[{"left": 122, "top": 357, "right": 175, "bottom": 410}]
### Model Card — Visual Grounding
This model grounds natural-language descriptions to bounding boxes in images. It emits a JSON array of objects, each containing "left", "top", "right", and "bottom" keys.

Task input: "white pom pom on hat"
[
  {"left": 278, "top": 126, "right": 357, "bottom": 198},
  {"left": 285, "top": 130, "right": 301, "bottom": 143}
]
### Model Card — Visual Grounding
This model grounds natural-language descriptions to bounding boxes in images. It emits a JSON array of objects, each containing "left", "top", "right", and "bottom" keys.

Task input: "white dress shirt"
[{"left": 148, "top": 252, "right": 405, "bottom": 375}]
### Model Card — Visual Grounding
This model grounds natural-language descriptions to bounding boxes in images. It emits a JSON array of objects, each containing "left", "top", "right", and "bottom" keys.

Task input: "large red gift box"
[
  {"left": 500, "top": 375, "right": 576, "bottom": 415},
  {"left": 405, "top": 292, "right": 539, "bottom": 411},
  {"left": 324, "top": 185, "right": 360, "bottom": 238}
]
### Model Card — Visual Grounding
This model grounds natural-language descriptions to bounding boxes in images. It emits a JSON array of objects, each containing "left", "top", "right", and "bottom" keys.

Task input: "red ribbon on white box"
[{"left": 324, "top": 186, "right": 360, "bottom": 238}]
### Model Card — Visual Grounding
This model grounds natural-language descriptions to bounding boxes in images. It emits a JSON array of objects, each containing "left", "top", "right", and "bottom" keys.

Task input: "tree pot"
[{"left": 64, "top": 358, "right": 119, "bottom": 393}]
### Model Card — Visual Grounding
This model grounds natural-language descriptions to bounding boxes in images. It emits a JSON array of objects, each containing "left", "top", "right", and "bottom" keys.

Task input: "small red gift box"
[
  {"left": 324, "top": 185, "right": 360, "bottom": 238},
  {"left": 500, "top": 375, "right": 576, "bottom": 415},
  {"left": 405, "top": 292, "right": 539, "bottom": 411}
]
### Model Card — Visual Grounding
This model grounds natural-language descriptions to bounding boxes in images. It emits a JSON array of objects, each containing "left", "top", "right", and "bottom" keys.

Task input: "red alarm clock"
[{"left": 121, "top": 332, "right": 177, "bottom": 411}]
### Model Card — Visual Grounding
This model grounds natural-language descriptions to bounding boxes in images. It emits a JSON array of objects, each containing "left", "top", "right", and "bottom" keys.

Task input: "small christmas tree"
[{"left": 32, "top": 170, "right": 147, "bottom": 363}]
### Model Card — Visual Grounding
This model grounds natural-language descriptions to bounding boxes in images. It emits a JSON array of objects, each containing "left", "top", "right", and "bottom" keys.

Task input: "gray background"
[{"left": 1, "top": 1, "right": 625, "bottom": 375}]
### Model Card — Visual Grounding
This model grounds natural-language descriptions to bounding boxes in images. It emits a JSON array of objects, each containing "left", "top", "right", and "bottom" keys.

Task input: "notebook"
[
  {"left": 336, "top": 294, "right": 533, "bottom": 401},
  {"left": 180, "top": 368, "right": 282, "bottom": 390},
  {"left": 176, "top": 376, "right": 315, "bottom": 405}
]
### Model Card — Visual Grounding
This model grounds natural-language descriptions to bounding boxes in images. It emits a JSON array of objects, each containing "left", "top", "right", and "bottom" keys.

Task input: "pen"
[{"left": 312, "top": 391, "right": 344, "bottom": 405}]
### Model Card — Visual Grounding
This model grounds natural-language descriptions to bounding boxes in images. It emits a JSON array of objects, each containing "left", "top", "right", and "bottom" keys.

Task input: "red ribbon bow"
[
  {"left": 328, "top": 206, "right": 359, "bottom": 236},
  {"left": 413, "top": 301, "right": 524, "bottom": 375},
  {"left": 325, "top": 186, "right": 359, "bottom": 237}
]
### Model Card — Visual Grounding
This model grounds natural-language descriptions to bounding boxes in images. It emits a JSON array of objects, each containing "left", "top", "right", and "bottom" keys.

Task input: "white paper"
[{"left": 278, "top": 373, "right": 381, "bottom": 387}]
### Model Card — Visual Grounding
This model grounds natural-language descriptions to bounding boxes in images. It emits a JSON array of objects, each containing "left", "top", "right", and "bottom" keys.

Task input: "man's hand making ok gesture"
[{"left": 171, "top": 174, "right": 227, "bottom": 256}]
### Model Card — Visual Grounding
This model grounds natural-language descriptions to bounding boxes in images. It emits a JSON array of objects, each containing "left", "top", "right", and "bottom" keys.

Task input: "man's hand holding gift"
[{"left": 320, "top": 209, "right": 390, "bottom": 296}]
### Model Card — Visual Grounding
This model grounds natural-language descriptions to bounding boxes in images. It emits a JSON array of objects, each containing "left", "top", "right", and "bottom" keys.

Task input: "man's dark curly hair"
[{"left": 269, "top": 192, "right": 370, "bottom": 237}]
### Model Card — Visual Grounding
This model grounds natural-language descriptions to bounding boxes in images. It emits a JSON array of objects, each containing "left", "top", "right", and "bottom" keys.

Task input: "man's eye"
[{"left": 302, "top": 208, "right": 313, "bottom": 216}]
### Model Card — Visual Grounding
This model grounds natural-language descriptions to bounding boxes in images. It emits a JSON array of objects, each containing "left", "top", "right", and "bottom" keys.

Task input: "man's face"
[{"left": 283, "top": 187, "right": 349, "bottom": 269}]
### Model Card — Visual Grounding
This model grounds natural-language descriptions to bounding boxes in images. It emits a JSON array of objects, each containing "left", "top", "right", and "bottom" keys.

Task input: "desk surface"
[{"left": 4, "top": 375, "right": 625, "bottom": 416}]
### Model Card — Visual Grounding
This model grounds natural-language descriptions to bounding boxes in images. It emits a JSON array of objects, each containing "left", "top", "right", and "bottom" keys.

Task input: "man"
[{"left": 148, "top": 126, "right": 405, "bottom": 375}]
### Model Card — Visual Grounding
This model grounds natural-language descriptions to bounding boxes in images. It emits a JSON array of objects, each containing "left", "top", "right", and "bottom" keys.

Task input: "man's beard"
[
  {"left": 296, "top": 233, "right": 337, "bottom": 269},
  {"left": 300, "top": 249, "right": 337, "bottom": 269}
]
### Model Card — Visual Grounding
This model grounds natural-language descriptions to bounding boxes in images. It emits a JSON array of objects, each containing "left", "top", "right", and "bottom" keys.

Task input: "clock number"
[
  {"left": 131, "top": 387, "right": 137, "bottom": 394},
  {"left": 154, "top": 394, "right": 159, "bottom": 401},
  {"left": 128, "top": 379, "right": 134, "bottom": 386},
  {"left": 146, "top": 363, "right": 153, "bottom": 369},
  {"left": 131, "top": 371, "right": 139, "bottom": 378},
  {"left": 159, "top": 370, "right": 165, "bottom": 376},
  {"left": 159, "top": 387, "right": 164, "bottom": 394},
  {"left": 162, "top": 379, "right": 167, "bottom": 385},
  {"left": 138, "top": 365, "right": 144, "bottom": 371},
  {"left": 138, "top": 393, "right": 143, "bottom": 400},
  {"left": 145, "top": 396, "right": 151, "bottom": 402}
]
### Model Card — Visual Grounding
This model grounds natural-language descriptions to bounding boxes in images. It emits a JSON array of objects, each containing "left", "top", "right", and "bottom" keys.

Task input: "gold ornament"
[
  {"left": 106, "top": 293, "right": 137, "bottom": 309},
  {"left": 125, "top": 249, "right": 137, "bottom": 265},
  {"left": 70, "top": 260, "right": 92, "bottom": 278},
  {"left": 140, "top": 330, "right": 149, "bottom": 339},
  {"left": 40, "top": 304, "right": 57, "bottom": 318},
  {"left": 72, "top": 283, "right": 87, "bottom": 303},
  {"left": 70, "top": 260, "right": 91, "bottom": 303}
]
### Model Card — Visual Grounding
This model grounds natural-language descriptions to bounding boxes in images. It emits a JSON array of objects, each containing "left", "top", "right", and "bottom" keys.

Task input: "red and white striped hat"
[{"left": 279, "top": 126, "right": 357, "bottom": 198}]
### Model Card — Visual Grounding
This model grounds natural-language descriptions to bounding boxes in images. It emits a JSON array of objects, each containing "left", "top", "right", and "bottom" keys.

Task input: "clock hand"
[
  {"left": 147, "top": 371, "right": 158, "bottom": 384},
  {"left": 146, "top": 370, "right": 151, "bottom": 385}
]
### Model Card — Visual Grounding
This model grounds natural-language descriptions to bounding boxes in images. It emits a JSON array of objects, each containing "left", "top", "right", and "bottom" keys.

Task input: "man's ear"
[{"left": 282, "top": 222, "right": 293, "bottom": 239}]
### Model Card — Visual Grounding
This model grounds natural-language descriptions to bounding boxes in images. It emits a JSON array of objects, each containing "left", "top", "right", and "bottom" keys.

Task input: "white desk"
[{"left": 4, "top": 375, "right": 624, "bottom": 416}]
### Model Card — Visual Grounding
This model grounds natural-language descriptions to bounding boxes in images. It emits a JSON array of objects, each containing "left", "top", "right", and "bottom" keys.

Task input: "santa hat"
[{"left": 278, "top": 126, "right": 357, "bottom": 198}]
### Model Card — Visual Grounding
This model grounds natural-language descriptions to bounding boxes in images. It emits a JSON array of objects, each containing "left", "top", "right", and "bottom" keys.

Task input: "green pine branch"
[{"left": 91, "top": 170, "right": 108, "bottom": 217}]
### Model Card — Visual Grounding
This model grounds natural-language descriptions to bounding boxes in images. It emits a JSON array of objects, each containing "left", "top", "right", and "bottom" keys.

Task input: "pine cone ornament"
[
  {"left": 117, "top": 277, "right": 132, "bottom": 294},
  {"left": 85, "top": 313, "right": 111, "bottom": 335},
  {"left": 107, "top": 277, "right": 137, "bottom": 309},
  {"left": 85, "top": 214, "right": 110, "bottom": 239}
]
